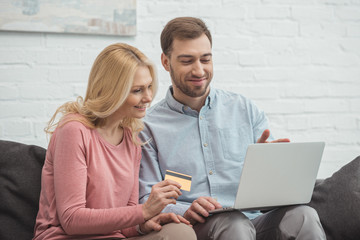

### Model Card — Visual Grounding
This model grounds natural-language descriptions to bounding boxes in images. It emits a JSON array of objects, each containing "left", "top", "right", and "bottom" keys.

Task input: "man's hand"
[
  {"left": 142, "top": 179, "right": 182, "bottom": 220},
  {"left": 140, "top": 213, "right": 191, "bottom": 233},
  {"left": 257, "top": 129, "right": 290, "bottom": 143},
  {"left": 184, "top": 197, "right": 222, "bottom": 225}
]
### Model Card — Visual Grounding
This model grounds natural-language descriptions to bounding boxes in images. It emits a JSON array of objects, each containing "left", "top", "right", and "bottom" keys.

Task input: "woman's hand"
[
  {"left": 142, "top": 179, "right": 182, "bottom": 220},
  {"left": 139, "top": 213, "right": 191, "bottom": 234}
]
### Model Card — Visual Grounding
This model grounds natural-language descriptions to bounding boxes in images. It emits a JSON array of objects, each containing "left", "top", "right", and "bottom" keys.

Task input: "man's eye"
[
  {"left": 181, "top": 60, "right": 192, "bottom": 64},
  {"left": 201, "top": 59, "right": 211, "bottom": 63}
]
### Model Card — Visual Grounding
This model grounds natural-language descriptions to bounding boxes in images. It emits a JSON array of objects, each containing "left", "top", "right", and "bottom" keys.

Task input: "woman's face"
[{"left": 115, "top": 66, "right": 153, "bottom": 119}]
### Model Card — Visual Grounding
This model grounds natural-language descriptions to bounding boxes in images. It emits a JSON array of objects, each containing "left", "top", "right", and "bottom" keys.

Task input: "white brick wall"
[{"left": 1, "top": 0, "right": 359, "bottom": 179}]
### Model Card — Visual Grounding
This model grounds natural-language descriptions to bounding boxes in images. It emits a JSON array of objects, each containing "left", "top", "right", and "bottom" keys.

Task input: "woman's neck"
[{"left": 96, "top": 114, "right": 124, "bottom": 146}]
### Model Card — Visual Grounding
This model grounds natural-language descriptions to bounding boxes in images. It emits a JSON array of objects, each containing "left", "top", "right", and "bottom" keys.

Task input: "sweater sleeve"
[
  {"left": 52, "top": 122, "right": 144, "bottom": 235},
  {"left": 128, "top": 144, "right": 142, "bottom": 207},
  {"left": 121, "top": 143, "right": 143, "bottom": 238}
]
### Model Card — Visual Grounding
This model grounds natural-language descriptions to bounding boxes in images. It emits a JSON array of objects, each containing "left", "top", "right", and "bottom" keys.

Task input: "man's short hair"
[{"left": 160, "top": 17, "right": 212, "bottom": 56}]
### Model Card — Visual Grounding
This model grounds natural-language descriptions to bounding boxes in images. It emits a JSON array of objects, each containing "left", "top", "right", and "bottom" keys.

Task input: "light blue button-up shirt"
[{"left": 139, "top": 87, "right": 274, "bottom": 219}]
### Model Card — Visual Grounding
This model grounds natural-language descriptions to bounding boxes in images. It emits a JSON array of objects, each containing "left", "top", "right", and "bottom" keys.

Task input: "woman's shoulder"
[
  {"left": 57, "top": 113, "right": 92, "bottom": 134},
  {"left": 122, "top": 127, "right": 136, "bottom": 144},
  {"left": 48, "top": 114, "right": 93, "bottom": 151},
  {"left": 123, "top": 127, "right": 141, "bottom": 150}
]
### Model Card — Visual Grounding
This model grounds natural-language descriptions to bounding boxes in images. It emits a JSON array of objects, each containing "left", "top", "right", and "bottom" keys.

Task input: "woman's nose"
[{"left": 142, "top": 89, "right": 152, "bottom": 102}]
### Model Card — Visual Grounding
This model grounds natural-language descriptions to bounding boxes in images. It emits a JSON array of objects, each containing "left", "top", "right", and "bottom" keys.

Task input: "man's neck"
[{"left": 172, "top": 87, "right": 209, "bottom": 112}]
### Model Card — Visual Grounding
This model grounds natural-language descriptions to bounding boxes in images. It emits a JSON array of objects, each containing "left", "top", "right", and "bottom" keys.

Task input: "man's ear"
[{"left": 161, "top": 53, "right": 170, "bottom": 71}]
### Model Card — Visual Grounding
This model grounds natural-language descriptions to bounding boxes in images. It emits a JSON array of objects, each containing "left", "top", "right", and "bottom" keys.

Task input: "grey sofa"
[
  {"left": 0, "top": 140, "right": 45, "bottom": 240},
  {"left": 0, "top": 139, "right": 359, "bottom": 240}
]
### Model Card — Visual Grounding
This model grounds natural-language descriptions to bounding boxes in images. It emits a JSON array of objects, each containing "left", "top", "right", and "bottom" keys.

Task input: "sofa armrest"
[
  {"left": 308, "top": 156, "right": 360, "bottom": 240},
  {"left": 0, "top": 140, "right": 46, "bottom": 240}
]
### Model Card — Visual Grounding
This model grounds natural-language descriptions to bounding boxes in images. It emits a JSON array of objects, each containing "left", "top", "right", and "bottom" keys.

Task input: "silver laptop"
[{"left": 209, "top": 142, "right": 325, "bottom": 214}]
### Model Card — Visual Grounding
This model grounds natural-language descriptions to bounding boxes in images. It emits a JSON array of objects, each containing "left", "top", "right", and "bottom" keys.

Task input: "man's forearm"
[{"left": 162, "top": 202, "right": 191, "bottom": 216}]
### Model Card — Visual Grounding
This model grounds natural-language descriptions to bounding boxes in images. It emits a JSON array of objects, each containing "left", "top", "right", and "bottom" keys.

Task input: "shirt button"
[
  {"left": 200, "top": 116, "right": 203, "bottom": 120},
  {"left": 203, "top": 143, "right": 208, "bottom": 147},
  {"left": 209, "top": 170, "right": 213, "bottom": 175}
]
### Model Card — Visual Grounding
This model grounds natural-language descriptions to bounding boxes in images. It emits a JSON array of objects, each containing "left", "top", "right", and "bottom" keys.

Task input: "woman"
[{"left": 33, "top": 43, "right": 196, "bottom": 239}]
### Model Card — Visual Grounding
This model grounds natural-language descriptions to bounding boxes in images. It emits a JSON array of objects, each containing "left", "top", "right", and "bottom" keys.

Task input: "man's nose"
[{"left": 192, "top": 61, "right": 205, "bottom": 77}]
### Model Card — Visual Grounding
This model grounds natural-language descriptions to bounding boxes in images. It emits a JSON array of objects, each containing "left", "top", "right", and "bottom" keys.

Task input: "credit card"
[{"left": 164, "top": 170, "right": 192, "bottom": 191}]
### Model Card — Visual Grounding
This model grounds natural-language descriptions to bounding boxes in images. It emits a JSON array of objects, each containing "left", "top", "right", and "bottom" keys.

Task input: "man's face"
[{"left": 162, "top": 34, "right": 213, "bottom": 99}]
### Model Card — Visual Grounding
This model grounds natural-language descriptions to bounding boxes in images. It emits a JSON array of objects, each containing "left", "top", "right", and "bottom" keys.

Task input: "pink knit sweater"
[{"left": 33, "top": 118, "right": 144, "bottom": 239}]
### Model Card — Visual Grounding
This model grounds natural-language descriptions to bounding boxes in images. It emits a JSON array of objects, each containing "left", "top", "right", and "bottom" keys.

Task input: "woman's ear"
[{"left": 161, "top": 53, "right": 170, "bottom": 72}]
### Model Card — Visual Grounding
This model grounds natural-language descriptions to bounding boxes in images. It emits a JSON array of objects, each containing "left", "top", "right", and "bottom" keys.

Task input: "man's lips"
[
  {"left": 188, "top": 78, "right": 206, "bottom": 86},
  {"left": 188, "top": 77, "right": 206, "bottom": 81}
]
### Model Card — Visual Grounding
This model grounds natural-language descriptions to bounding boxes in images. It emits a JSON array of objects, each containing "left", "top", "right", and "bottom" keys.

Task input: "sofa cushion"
[
  {"left": 308, "top": 156, "right": 360, "bottom": 240},
  {"left": 0, "top": 140, "right": 46, "bottom": 240}
]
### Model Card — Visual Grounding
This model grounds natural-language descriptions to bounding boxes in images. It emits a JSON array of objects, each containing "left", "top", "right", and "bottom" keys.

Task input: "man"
[{"left": 139, "top": 17, "right": 326, "bottom": 240}]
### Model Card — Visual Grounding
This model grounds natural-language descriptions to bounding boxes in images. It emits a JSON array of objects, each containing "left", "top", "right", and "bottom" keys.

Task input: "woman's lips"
[{"left": 135, "top": 105, "right": 147, "bottom": 110}]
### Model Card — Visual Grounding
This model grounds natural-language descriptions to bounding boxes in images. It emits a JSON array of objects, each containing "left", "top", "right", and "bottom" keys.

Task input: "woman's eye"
[{"left": 133, "top": 89, "right": 141, "bottom": 93}]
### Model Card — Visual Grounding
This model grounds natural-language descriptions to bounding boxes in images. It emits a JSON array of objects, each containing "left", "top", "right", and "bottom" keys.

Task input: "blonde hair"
[{"left": 45, "top": 43, "right": 158, "bottom": 145}]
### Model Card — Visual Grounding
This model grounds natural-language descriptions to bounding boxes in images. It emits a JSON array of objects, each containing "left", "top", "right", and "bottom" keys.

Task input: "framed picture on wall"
[{"left": 0, "top": 0, "right": 136, "bottom": 36}]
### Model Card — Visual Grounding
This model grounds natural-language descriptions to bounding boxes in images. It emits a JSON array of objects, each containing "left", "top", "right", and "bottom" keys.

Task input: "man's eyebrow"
[
  {"left": 202, "top": 53, "right": 212, "bottom": 57},
  {"left": 177, "top": 53, "right": 212, "bottom": 59},
  {"left": 177, "top": 54, "right": 193, "bottom": 59}
]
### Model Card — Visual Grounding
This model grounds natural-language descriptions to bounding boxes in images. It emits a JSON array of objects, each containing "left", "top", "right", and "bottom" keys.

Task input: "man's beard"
[{"left": 170, "top": 64, "right": 211, "bottom": 98}]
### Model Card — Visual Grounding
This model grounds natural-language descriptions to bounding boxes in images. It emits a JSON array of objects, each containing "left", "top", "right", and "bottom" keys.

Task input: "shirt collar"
[
  {"left": 206, "top": 87, "right": 215, "bottom": 109},
  {"left": 165, "top": 86, "right": 214, "bottom": 114}
]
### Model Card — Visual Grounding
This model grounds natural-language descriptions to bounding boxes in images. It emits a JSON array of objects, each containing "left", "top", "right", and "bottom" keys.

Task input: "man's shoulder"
[
  {"left": 213, "top": 88, "right": 251, "bottom": 104},
  {"left": 144, "top": 98, "right": 169, "bottom": 120}
]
